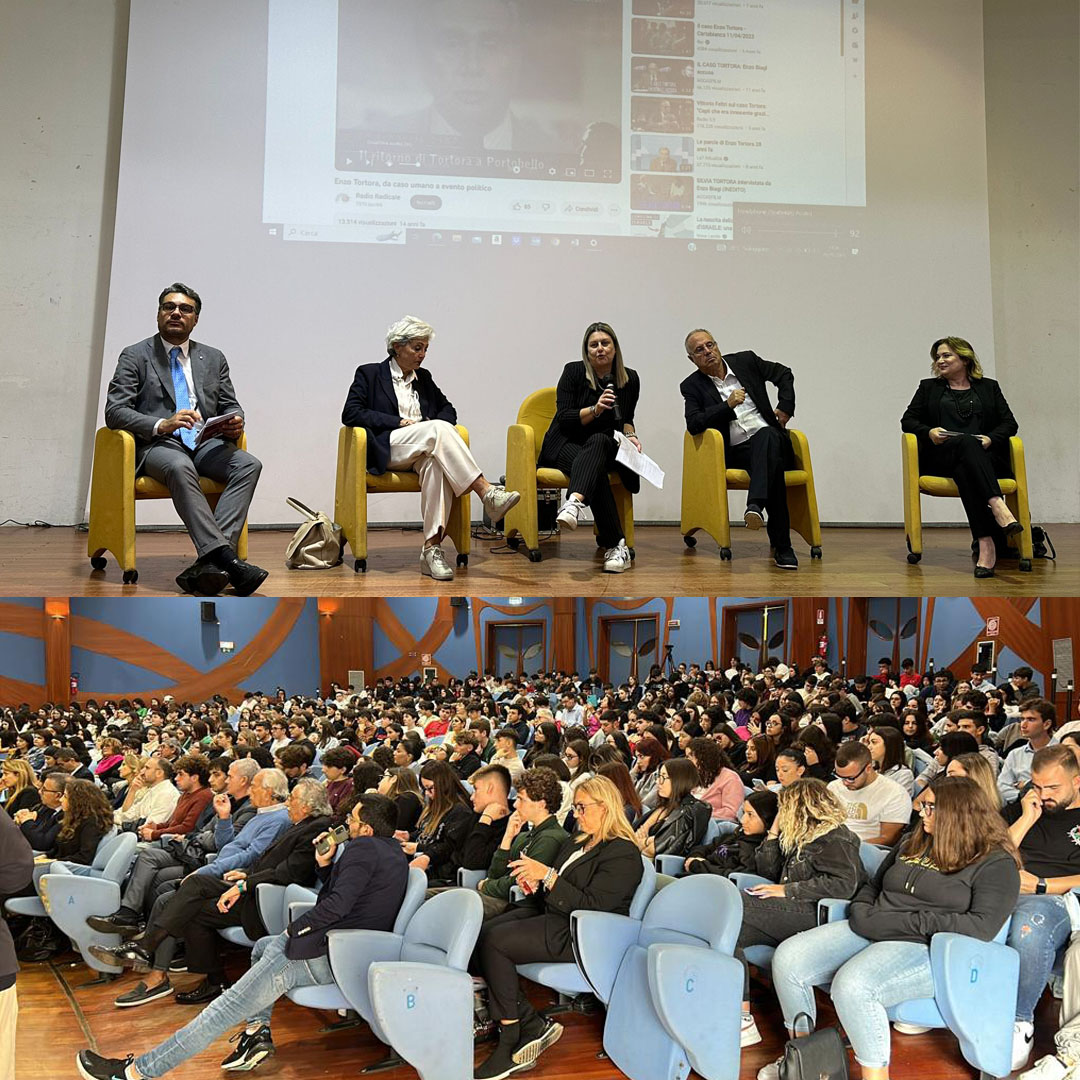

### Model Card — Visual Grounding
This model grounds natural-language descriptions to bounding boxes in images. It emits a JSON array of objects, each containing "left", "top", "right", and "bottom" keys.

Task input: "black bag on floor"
[{"left": 778, "top": 1013, "right": 850, "bottom": 1080}]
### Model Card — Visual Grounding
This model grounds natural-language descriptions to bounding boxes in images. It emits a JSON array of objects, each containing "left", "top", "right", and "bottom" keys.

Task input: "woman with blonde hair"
[
  {"left": 737, "top": 778, "right": 865, "bottom": 1049},
  {"left": 112, "top": 753, "right": 148, "bottom": 815},
  {"left": 945, "top": 751, "right": 1002, "bottom": 809},
  {"left": 0, "top": 758, "right": 40, "bottom": 816},
  {"left": 474, "top": 775, "right": 643, "bottom": 1078}
]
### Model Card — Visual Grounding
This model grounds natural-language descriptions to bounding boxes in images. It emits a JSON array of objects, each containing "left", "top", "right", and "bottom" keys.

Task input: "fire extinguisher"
[
  {"left": 70, "top": 672, "right": 79, "bottom": 698},
  {"left": 816, "top": 633, "right": 828, "bottom": 658}
]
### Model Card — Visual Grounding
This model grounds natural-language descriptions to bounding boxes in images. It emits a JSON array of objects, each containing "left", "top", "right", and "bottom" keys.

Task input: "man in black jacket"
[
  {"left": 12, "top": 772, "right": 67, "bottom": 851},
  {"left": 91, "top": 777, "right": 332, "bottom": 1006},
  {"left": 77, "top": 794, "right": 408, "bottom": 1080},
  {"left": 680, "top": 328, "right": 799, "bottom": 569},
  {"left": 1, "top": 806, "right": 35, "bottom": 1080}
]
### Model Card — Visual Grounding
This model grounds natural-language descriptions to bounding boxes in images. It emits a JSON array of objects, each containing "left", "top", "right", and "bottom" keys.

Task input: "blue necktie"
[{"left": 169, "top": 346, "right": 197, "bottom": 450}]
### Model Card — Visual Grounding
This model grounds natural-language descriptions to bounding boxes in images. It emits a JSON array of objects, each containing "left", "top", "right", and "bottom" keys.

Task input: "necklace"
[{"left": 946, "top": 385, "right": 974, "bottom": 421}]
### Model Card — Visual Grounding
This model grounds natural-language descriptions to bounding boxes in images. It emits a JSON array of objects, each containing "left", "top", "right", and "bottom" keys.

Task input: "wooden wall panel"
[
  {"left": 44, "top": 598, "right": 71, "bottom": 703},
  {"left": 318, "top": 597, "right": 375, "bottom": 693}
]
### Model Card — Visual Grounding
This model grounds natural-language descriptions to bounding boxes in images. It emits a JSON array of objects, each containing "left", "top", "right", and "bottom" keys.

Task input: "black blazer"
[
  {"left": 680, "top": 351, "right": 796, "bottom": 468},
  {"left": 538, "top": 362, "right": 642, "bottom": 495},
  {"left": 287, "top": 835, "right": 408, "bottom": 960},
  {"left": 0, "top": 809, "right": 35, "bottom": 983},
  {"left": 341, "top": 358, "right": 458, "bottom": 475},
  {"left": 541, "top": 835, "right": 644, "bottom": 955},
  {"left": 900, "top": 377, "right": 1018, "bottom": 476}
]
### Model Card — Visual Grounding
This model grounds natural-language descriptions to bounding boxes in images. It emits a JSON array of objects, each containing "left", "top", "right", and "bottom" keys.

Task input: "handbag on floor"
[
  {"left": 778, "top": 1013, "right": 850, "bottom": 1080},
  {"left": 284, "top": 497, "right": 344, "bottom": 569}
]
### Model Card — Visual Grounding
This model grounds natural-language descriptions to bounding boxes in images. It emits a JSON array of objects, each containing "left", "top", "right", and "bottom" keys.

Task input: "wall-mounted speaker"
[{"left": 200, "top": 602, "right": 219, "bottom": 624}]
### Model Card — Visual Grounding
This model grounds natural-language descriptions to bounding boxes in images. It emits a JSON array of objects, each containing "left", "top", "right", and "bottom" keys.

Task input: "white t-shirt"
[{"left": 827, "top": 773, "right": 912, "bottom": 841}]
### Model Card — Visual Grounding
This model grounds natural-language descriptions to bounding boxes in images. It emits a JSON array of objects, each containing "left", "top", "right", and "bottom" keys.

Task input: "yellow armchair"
[
  {"left": 502, "top": 388, "right": 634, "bottom": 562},
  {"left": 334, "top": 425, "right": 472, "bottom": 573},
  {"left": 680, "top": 427, "right": 822, "bottom": 560},
  {"left": 87, "top": 428, "right": 250, "bottom": 585},
  {"left": 901, "top": 433, "right": 1032, "bottom": 569}
]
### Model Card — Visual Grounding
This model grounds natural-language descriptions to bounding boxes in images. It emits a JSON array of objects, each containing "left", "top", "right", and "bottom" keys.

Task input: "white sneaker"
[
  {"left": 602, "top": 539, "right": 632, "bottom": 573},
  {"left": 756, "top": 1058, "right": 782, "bottom": 1080},
  {"left": 1020, "top": 1054, "right": 1078, "bottom": 1080},
  {"left": 740, "top": 1012, "right": 762, "bottom": 1047},
  {"left": 892, "top": 1021, "right": 932, "bottom": 1035},
  {"left": 419, "top": 545, "right": 453, "bottom": 581},
  {"left": 556, "top": 496, "right": 586, "bottom": 530},
  {"left": 1013, "top": 1020, "right": 1036, "bottom": 1072},
  {"left": 481, "top": 485, "right": 520, "bottom": 525}
]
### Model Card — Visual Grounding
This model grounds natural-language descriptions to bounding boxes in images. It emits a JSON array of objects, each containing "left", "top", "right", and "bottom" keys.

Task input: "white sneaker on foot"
[
  {"left": 419, "top": 545, "right": 454, "bottom": 581},
  {"left": 892, "top": 1021, "right": 932, "bottom": 1035},
  {"left": 1013, "top": 1020, "right": 1036, "bottom": 1072},
  {"left": 756, "top": 1056, "right": 782, "bottom": 1079},
  {"left": 482, "top": 485, "right": 520, "bottom": 525},
  {"left": 740, "top": 1012, "right": 762, "bottom": 1047},
  {"left": 556, "top": 496, "right": 586, "bottom": 530},
  {"left": 602, "top": 538, "right": 632, "bottom": 573},
  {"left": 1020, "top": 1054, "right": 1078, "bottom": 1080}
]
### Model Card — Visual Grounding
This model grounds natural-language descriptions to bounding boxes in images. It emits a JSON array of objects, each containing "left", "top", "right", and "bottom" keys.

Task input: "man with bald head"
[{"left": 680, "top": 329, "right": 798, "bottom": 569}]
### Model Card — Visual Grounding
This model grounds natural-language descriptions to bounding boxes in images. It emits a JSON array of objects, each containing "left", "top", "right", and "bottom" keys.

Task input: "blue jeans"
[
  {"left": 1008, "top": 895, "right": 1071, "bottom": 1022},
  {"left": 771, "top": 920, "right": 935, "bottom": 1069},
  {"left": 135, "top": 932, "right": 333, "bottom": 1077}
]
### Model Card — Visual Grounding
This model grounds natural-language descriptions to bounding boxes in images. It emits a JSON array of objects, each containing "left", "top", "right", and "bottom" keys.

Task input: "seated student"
[
  {"left": 827, "top": 741, "right": 912, "bottom": 846},
  {"left": 773, "top": 747, "right": 808, "bottom": 790},
  {"left": 740, "top": 733, "right": 778, "bottom": 788},
  {"left": 791, "top": 726, "right": 835, "bottom": 782},
  {"left": 44, "top": 778, "right": 114, "bottom": 866},
  {"left": 448, "top": 730, "right": 484, "bottom": 781},
  {"left": 944, "top": 752, "right": 1002, "bottom": 810},
  {"left": 319, "top": 746, "right": 356, "bottom": 816},
  {"left": 115, "top": 757, "right": 180, "bottom": 830},
  {"left": 866, "top": 725, "right": 916, "bottom": 796},
  {"left": 951, "top": 709, "right": 1002, "bottom": 775},
  {"left": 913, "top": 730, "right": 980, "bottom": 794},
  {"left": 135, "top": 754, "right": 213, "bottom": 842},
  {"left": 634, "top": 757, "right": 710, "bottom": 859},
  {"left": 683, "top": 788, "right": 779, "bottom": 881},
  {"left": 403, "top": 760, "right": 476, "bottom": 885},
  {"left": 759, "top": 777, "right": 1020, "bottom": 1080},
  {"left": 685, "top": 736, "right": 743, "bottom": 821},
  {"left": 76, "top": 794, "right": 408, "bottom": 1080},
  {"left": 630, "top": 734, "right": 669, "bottom": 811},
  {"left": 1003, "top": 745, "right": 1080, "bottom": 1073},
  {"left": 376, "top": 766, "right": 424, "bottom": 834},
  {"left": 999, "top": 698, "right": 1057, "bottom": 805},
  {"left": 474, "top": 776, "right": 644, "bottom": 1079},
  {"left": 738, "top": 779, "right": 864, "bottom": 1048},
  {"left": 0, "top": 759, "right": 41, "bottom": 817},
  {"left": 475, "top": 768, "right": 570, "bottom": 918}
]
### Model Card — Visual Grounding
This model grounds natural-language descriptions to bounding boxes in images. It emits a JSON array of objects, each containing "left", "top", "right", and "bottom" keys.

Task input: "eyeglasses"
[
  {"left": 572, "top": 801, "right": 598, "bottom": 815},
  {"left": 832, "top": 762, "right": 870, "bottom": 785},
  {"left": 918, "top": 802, "right": 936, "bottom": 817},
  {"left": 159, "top": 301, "right": 196, "bottom": 314}
]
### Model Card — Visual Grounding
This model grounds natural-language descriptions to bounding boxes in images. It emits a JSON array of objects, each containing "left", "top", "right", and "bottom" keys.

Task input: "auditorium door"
[
  {"left": 599, "top": 615, "right": 660, "bottom": 684},
  {"left": 485, "top": 621, "right": 546, "bottom": 677},
  {"left": 722, "top": 603, "right": 789, "bottom": 672}
]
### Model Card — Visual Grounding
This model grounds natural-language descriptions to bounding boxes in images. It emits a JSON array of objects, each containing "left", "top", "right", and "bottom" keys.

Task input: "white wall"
[
  {"left": 1, "top": 0, "right": 1076, "bottom": 527},
  {"left": 984, "top": 0, "right": 1080, "bottom": 524}
]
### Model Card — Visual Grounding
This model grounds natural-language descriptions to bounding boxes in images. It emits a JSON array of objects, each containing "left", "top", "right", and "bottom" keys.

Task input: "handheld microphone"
[{"left": 599, "top": 376, "right": 622, "bottom": 423}]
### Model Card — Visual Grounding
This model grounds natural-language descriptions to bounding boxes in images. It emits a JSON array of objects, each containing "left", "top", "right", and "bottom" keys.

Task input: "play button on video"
[{"left": 411, "top": 195, "right": 443, "bottom": 210}]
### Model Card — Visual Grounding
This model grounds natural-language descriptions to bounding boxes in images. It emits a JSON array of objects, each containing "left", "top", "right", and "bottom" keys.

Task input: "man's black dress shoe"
[
  {"left": 176, "top": 556, "right": 230, "bottom": 596},
  {"left": 210, "top": 547, "right": 269, "bottom": 596},
  {"left": 175, "top": 977, "right": 225, "bottom": 1004}
]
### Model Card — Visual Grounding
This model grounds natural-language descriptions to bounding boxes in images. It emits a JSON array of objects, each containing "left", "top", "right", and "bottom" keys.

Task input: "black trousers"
[
  {"left": 540, "top": 433, "right": 624, "bottom": 548},
  {"left": 735, "top": 894, "right": 817, "bottom": 999},
  {"left": 478, "top": 908, "right": 573, "bottom": 1022},
  {"left": 920, "top": 437, "right": 1008, "bottom": 540},
  {"left": 726, "top": 426, "right": 791, "bottom": 549}
]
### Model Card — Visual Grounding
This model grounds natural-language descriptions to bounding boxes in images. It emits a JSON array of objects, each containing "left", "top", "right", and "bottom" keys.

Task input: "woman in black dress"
[
  {"left": 901, "top": 336, "right": 1023, "bottom": 577},
  {"left": 538, "top": 322, "right": 641, "bottom": 574}
]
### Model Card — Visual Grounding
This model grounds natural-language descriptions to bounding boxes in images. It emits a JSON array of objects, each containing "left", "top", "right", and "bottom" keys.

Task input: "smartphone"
[{"left": 316, "top": 824, "right": 349, "bottom": 856}]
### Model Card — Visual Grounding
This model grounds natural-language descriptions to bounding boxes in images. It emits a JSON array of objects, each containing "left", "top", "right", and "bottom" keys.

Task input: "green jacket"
[{"left": 481, "top": 815, "right": 570, "bottom": 900}]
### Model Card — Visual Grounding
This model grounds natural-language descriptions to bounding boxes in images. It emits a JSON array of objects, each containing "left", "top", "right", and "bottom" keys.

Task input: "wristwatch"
[{"left": 1036, "top": 879, "right": 1048, "bottom": 895}]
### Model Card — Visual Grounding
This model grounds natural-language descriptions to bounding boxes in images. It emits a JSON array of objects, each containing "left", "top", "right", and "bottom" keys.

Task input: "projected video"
[{"left": 263, "top": 0, "right": 866, "bottom": 252}]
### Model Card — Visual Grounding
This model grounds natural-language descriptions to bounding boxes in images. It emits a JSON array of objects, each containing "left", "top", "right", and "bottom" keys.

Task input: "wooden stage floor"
[
  {"left": 16, "top": 943, "right": 1049, "bottom": 1080},
  {"left": 1, "top": 523, "right": 1077, "bottom": 597}
]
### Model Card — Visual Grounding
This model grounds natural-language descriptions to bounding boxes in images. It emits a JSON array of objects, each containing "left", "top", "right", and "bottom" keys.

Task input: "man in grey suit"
[{"left": 104, "top": 283, "right": 267, "bottom": 595}]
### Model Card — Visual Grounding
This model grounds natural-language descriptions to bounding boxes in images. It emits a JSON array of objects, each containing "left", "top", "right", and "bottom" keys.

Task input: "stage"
[{"left": 0, "top": 523, "right": 1076, "bottom": 597}]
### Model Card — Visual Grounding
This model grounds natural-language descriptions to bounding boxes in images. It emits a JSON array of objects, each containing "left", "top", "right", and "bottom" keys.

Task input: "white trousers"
[
  {"left": 387, "top": 420, "right": 481, "bottom": 543},
  {"left": 0, "top": 983, "right": 16, "bottom": 1080},
  {"left": 1056, "top": 931, "right": 1080, "bottom": 1059}
]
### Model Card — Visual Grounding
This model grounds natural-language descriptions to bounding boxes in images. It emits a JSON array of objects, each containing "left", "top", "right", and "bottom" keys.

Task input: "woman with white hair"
[{"left": 341, "top": 315, "right": 519, "bottom": 580}]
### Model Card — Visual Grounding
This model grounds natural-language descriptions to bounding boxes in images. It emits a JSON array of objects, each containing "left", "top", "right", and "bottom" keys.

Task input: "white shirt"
[
  {"left": 153, "top": 338, "right": 198, "bottom": 436},
  {"left": 709, "top": 365, "right": 768, "bottom": 446},
  {"left": 389, "top": 358, "right": 423, "bottom": 422},
  {"left": 826, "top": 773, "right": 912, "bottom": 841},
  {"left": 115, "top": 778, "right": 180, "bottom": 826}
]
